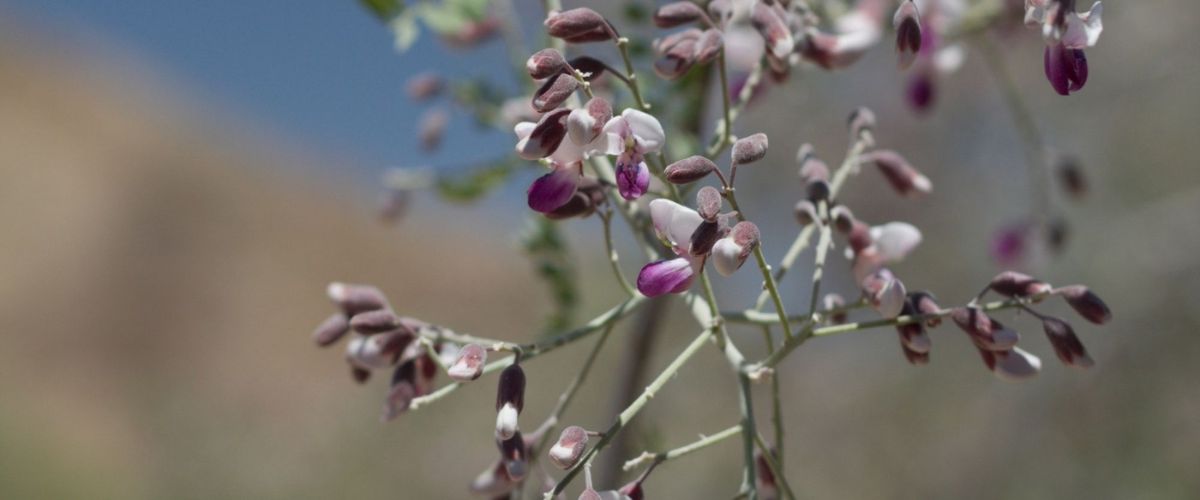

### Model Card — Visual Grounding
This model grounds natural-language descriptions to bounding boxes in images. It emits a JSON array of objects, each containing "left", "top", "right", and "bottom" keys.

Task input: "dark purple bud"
[
  {"left": 830, "top": 205, "right": 855, "bottom": 233},
  {"left": 447, "top": 344, "right": 487, "bottom": 382},
  {"left": 847, "top": 220, "right": 872, "bottom": 254},
  {"left": 418, "top": 108, "right": 448, "bottom": 152},
  {"left": 327, "top": 282, "right": 388, "bottom": 315},
  {"left": 906, "top": 71, "right": 936, "bottom": 113},
  {"left": 896, "top": 300, "right": 931, "bottom": 357},
  {"left": 1044, "top": 42, "right": 1088, "bottom": 96},
  {"left": 695, "top": 29, "right": 725, "bottom": 64},
  {"left": 497, "top": 431, "right": 528, "bottom": 481},
  {"left": 848, "top": 107, "right": 877, "bottom": 139},
  {"left": 952, "top": 307, "right": 1019, "bottom": 352},
  {"left": 496, "top": 363, "right": 526, "bottom": 439},
  {"left": 864, "top": 150, "right": 932, "bottom": 197},
  {"left": 823, "top": 293, "right": 847, "bottom": 324},
  {"left": 382, "top": 360, "right": 417, "bottom": 421},
  {"left": 532, "top": 73, "right": 579, "bottom": 113},
  {"left": 794, "top": 200, "right": 818, "bottom": 226},
  {"left": 653, "top": 29, "right": 701, "bottom": 80},
  {"left": 517, "top": 108, "right": 571, "bottom": 160},
  {"left": 893, "top": 1, "right": 922, "bottom": 70},
  {"left": 548, "top": 425, "right": 589, "bottom": 470},
  {"left": 1056, "top": 156, "right": 1088, "bottom": 199},
  {"left": 908, "top": 290, "right": 942, "bottom": 327},
  {"left": 545, "top": 8, "right": 614, "bottom": 42},
  {"left": 751, "top": 2, "right": 794, "bottom": 59},
  {"left": 405, "top": 71, "right": 443, "bottom": 101},
  {"left": 1042, "top": 316, "right": 1094, "bottom": 368},
  {"left": 313, "top": 313, "right": 350, "bottom": 347},
  {"left": 696, "top": 186, "right": 723, "bottom": 221},
  {"left": 1058, "top": 285, "right": 1111, "bottom": 325},
  {"left": 989, "top": 271, "right": 1053, "bottom": 298},
  {"left": 568, "top": 56, "right": 607, "bottom": 80},
  {"left": 732, "top": 133, "right": 769, "bottom": 165},
  {"left": 654, "top": 1, "right": 709, "bottom": 28},
  {"left": 527, "top": 48, "right": 568, "bottom": 79},
  {"left": 665, "top": 155, "right": 717, "bottom": 184},
  {"left": 349, "top": 308, "right": 400, "bottom": 335},
  {"left": 690, "top": 220, "right": 723, "bottom": 257},
  {"left": 731, "top": 221, "right": 761, "bottom": 250}
]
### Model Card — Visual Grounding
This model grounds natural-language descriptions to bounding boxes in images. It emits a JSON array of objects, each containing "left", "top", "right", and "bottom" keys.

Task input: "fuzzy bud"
[
  {"left": 349, "top": 308, "right": 400, "bottom": 335},
  {"left": 751, "top": 2, "right": 794, "bottom": 60},
  {"left": 908, "top": 290, "right": 942, "bottom": 327},
  {"left": 1058, "top": 285, "right": 1111, "bottom": 325},
  {"left": 830, "top": 205, "right": 855, "bottom": 233},
  {"left": 549, "top": 426, "right": 589, "bottom": 470},
  {"left": 327, "top": 282, "right": 388, "bottom": 316},
  {"left": 696, "top": 186, "right": 723, "bottom": 221},
  {"left": 732, "top": 133, "right": 769, "bottom": 165},
  {"left": 799, "top": 156, "right": 831, "bottom": 201},
  {"left": 695, "top": 29, "right": 725, "bottom": 64},
  {"left": 862, "top": 269, "right": 907, "bottom": 318},
  {"left": 712, "top": 222, "right": 760, "bottom": 276},
  {"left": 794, "top": 200, "right": 818, "bottom": 226},
  {"left": 312, "top": 313, "right": 350, "bottom": 347},
  {"left": 654, "top": 1, "right": 708, "bottom": 28},
  {"left": 495, "top": 363, "right": 526, "bottom": 439},
  {"left": 1042, "top": 316, "right": 1094, "bottom": 368},
  {"left": 447, "top": 343, "right": 487, "bottom": 382},
  {"left": 665, "top": 155, "right": 717, "bottom": 184},
  {"left": 532, "top": 73, "right": 579, "bottom": 113},
  {"left": 988, "top": 271, "right": 1052, "bottom": 298},
  {"left": 545, "top": 8, "right": 614, "bottom": 43},
  {"left": 847, "top": 107, "right": 876, "bottom": 139},
  {"left": 865, "top": 150, "right": 932, "bottom": 197},
  {"left": 653, "top": 29, "right": 701, "bottom": 80},
  {"left": 527, "top": 48, "right": 568, "bottom": 79},
  {"left": 893, "top": 1, "right": 922, "bottom": 70}
]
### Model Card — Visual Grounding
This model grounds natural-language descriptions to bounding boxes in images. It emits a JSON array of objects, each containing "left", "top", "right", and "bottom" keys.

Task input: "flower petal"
[
  {"left": 621, "top": 108, "right": 665, "bottom": 152},
  {"left": 615, "top": 154, "right": 650, "bottom": 200},
  {"left": 648, "top": 198, "right": 702, "bottom": 251},
  {"left": 869, "top": 222, "right": 923, "bottom": 263},
  {"left": 636, "top": 257, "right": 696, "bottom": 296},
  {"left": 711, "top": 237, "right": 746, "bottom": 276},
  {"left": 527, "top": 167, "right": 580, "bottom": 213},
  {"left": 993, "top": 347, "right": 1042, "bottom": 381},
  {"left": 1062, "top": 2, "right": 1102, "bottom": 49}
]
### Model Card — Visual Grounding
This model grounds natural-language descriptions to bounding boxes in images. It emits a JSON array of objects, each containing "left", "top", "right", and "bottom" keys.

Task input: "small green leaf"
[
  {"left": 359, "top": 0, "right": 404, "bottom": 21},
  {"left": 417, "top": 3, "right": 470, "bottom": 36},
  {"left": 389, "top": 10, "right": 420, "bottom": 52}
]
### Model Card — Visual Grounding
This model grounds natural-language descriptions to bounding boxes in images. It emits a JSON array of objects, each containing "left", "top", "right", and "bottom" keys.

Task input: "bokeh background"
[{"left": 1, "top": 1, "right": 1198, "bottom": 499}]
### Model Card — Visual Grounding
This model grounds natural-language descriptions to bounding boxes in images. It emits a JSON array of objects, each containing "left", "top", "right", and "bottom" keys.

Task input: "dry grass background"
[{"left": 2, "top": 2, "right": 1200, "bottom": 499}]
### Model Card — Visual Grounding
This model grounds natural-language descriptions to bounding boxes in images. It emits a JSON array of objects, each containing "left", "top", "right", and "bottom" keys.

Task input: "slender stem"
[
  {"left": 621, "top": 424, "right": 743, "bottom": 472},
  {"left": 706, "top": 53, "right": 762, "bottom": 158},
  {"left": 545, "top": 328, "right": 715, "bottom": 498},
  {"left": 409, "top": 296, "right": 644, "bottom": 410},
  {"left": 722, "top": 191, "right": 796, "bottom": 341},
  {"left": 599, "top": 208, "right": 636, "bottom": 296},
  {"left": 717, "top": 49, "right": 734, "bottom": 153},
  {"left": 760, "top": 324, "right": 784, "bottom": 470},
  {"left": 725, "top": 297, "right": 870, "bottom": 325},
  {"left": 529, "top": 318, "right": 621, "bottom": 461},
  {"left": 753, "top": 433, "right": 798, "bottom": 500},
  {"left": 615, "top": 37, "right": 649, "bottom": 111},
  {"left": 805, "top": 203, "right": 833, "bottom": 318},
  {"left": 736, "top": 372, "right": 760, "bottom": 500}
]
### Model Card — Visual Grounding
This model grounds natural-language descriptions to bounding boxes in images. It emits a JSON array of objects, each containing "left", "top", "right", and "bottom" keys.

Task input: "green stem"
[
  {"left": 599, "top": 208, "right": 637, "bottom": 296},
  {"left": 621, "top": 424, "right": 743, "bottom": 472},
  {"left": 753, "top": 432, "right": 798, "bottom": 500},
  {"left": 615, "top": 37, "right": 649, "bottom": 111}
]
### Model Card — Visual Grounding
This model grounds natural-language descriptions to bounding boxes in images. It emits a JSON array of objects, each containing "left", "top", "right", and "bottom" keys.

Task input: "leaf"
[
  {"left": 389, "top": 9, "right": 420, "bottom": 52},
  {"left": 359, "top": 0, "right": 405, "bottom": 21},
  {"left": 417, "top": 3, "right": 470, "bottom": 36},
  {"left": 434, "top": 160, "right": 518, "bottom": 203}
]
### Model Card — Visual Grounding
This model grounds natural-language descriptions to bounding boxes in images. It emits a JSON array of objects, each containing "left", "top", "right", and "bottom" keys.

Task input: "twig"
[{"left": 621, "top": 424, "right": 743, "bottom": 472}]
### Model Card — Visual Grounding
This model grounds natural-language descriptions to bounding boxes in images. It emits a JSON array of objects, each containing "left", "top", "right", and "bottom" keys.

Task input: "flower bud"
[
  {"left": 799, "top": 155, "right": 831, "bottom": 201},
  {"left": 665, "top": 155, "right": 717, "bottom": 184},
  {"left": 908, "top": 290, "right": 942, "bottom": 327},
  {"left": 896, "top": 300, "right": 931, "bottom": 356},
  {"left": 988, "top": 271, "right": 1052, "bottom": 298},
  {"left": 1044, "top": 42, "right": 1087, "bottom": 96},
  {"left": 349, "top": 308, "right": 400, "bottom": 335},
  {"left": 498, "top": 431, "right": 528, "bottom": 480},
  {"left": 327, "top": 282, "right": 388, "bottom": 315},
  {"left": 712, "top": 222, "right": 759, "bottom": 277},
  {"left": 549, "top": 425, "right": 589, "bottom": 470},
  {"left": 1042, "top": 316, "right": 1094, "bottom": 368},
  {"left": 865, "top": 150, "right": 932, "bottom": 197},
  {"left": 418, "top": 108, "right": 448, "bottom": 152},
  {"left": 847, "top": 220, "right": 872, "bottom": 255},
  {"left": 951, "top": 307, "right": 1019, "bottom": 351},
  {"left": 695, "top": 29, "right": 725, "bottom": 64},
  {"left": 496, "top": 363, "right": 526, "bottom": 439},
  {"left": 830, "top": 205, "right": 855, "bottom": 233},
  {"left": 312, "top": 313, "right": 350, "bottom": 347},
  {"left": 1057, "top": 285, "right": 1111, "bottom": 325},
  {"left": 732, "top": 133, "right": 769, "bottom": 165},
  {"left": 847, "top": 107, "right": 876, "bottom": 139},
  {"left": 751, "top": 2, "right": 794, "bottom": 60},
  {"left": 528, "top": 48, "right": 568, "bottom": 79},
  {"left": 794, "top": 200, "right": 818, "bottom": 226},
  {"left": 993, "top": 347, "right": 1042, "bottom": 381},
  {"left": 696, "top": 186, "right": 723, "bottom": 221},
  {"left": 383, "top": 360, "right": 421, "bottom": 421},
  {"left": 893, "top": 1, "right": 922, "bottom": 70},
  {"left": 690, "top": 220, "right": 723, "bottom": 257},
  {"left": 862, "top": 269, "right": 906, "bottom": 318},
  {"left": 405, "top": 71, "right": 443, "bottom": 101},
  {"left": 653, "top": 29, "right": 701, "bottom": 80},
  {"left": 447, "top": 343, "right": 487, "bottom": 382},
  {"left": 568, "top": 97, "right": 612, "bottom": 146},
  {"left": 532, "top": 73, "right": 579, "bottom": 113},
  {"left": 546, "top": 8, "right": 614, "bottom": 43},
  {"left": 823, "top": 293, "right": 848, "bottom": 324},
  {"left": 654, "top": 1, "right": 708, "bottom": 28},
  {"left": 516, "top": 108, "right": 571, "bottom": 160}
]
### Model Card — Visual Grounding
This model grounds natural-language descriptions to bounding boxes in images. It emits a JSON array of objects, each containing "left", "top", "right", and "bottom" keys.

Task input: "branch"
[{"left": 621, "top": 424, "right": 743, "bottom": 472}]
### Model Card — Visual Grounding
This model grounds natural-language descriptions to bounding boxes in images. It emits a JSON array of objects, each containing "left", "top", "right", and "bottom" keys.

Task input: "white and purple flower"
[
  {"left": 602, "top": 108, "right": 665, "bottom": 201},
  {"left": 1026, "top": 0, "right": 1103, "bottom": 95},
  {"left": 637, "top": 199, "right": 705, "bottom": 296}
]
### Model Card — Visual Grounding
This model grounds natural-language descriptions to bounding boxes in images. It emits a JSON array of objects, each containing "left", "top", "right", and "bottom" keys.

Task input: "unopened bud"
[
  {"left": 847, "top": 107, "right": 876, "bottom": 139},
  {"left": 349, "top": 308, "right": 400, "bottom": 335},
  {"left": 1057, "top": 285, "right": 1111, "bottom": 325},
  {"left": 847, "top": 220, "right": 872, "bottom": 255},
  {"left": 1042, "top": 316, "right": 1094, "bottom": 368},
  {"left": 799, "top": 155, "right": 831, "bottom": 201},
  {"left": 654, "top": 1, "right": 708, "bottom": 28},
  {"left": 696, "top": 186, "right": 723, "bottom": 221},
  {"left": 952, "top": 307, "right": 1019, "bottom": 351},
  {"left": 666, "top": 156, "right": 717, "bottom": 184},
  {"left": 382, "top": 360, "right": 417, "bottom": 421},
  {"left": 908, "top": 290, "right": 942, "bottom": 327},
  {"left": 528, "top": 48, "right": 568, "bottom": 79},
  {"left": 830, "top": 205, "right": 855, "bottom": 233},
  {"left": 794, "top": 200, "right": 818, "bottom": 226},
  {"left": 993, "top": 347, "right": 1042, "bottom": 381},
  {"left": 545, "top": 8, "right": 614, "bottom": 43},
  {"left": 313, "top": 313, "right": 350, "bottom": 347},
  {"left": 988, "top": 271, "right": 1052, "bottom": 298},
  {"left": 751, "top": 3, "right": 794, "bottom": 59},
  {"left": 495, "top": 363, "right": 526, "bottom": 439},
  {"left": 447, "top": 343, "right": 487, "bottom": 381},
  {"left": 653, "top": 29, "right": 701, "bottom": 80},
  {"left": 712, "top": 222, "right": 759, "bottom": 276},
  {"left": 327, "top": 282, "right": 388, "bottom": 315},
  {"left": 865, "top": 150, "right": 932, "bottom": 197},
  {"left": 823, "top": 293, "right": 848, "bottom": 324},
  {"left": 893, "top": 1, "right": 922, "bottom": 70},
  {"left": 549, "top": 426, "right": 589, "bottom": 470},
  {"left": 732, "top": 133, "right": 769, "bottom": 165},
  {"left": 405, "top": 72, "right": 443, "bottom": 101},
  {"left": 498, "top": 431, "right": 528, "bottom": 480},
  {"left": 695, "top": 29, "right": 724, "bottom": 64},
  {"left": 532, "top": 73, "right": 579, "bottom": 113}
]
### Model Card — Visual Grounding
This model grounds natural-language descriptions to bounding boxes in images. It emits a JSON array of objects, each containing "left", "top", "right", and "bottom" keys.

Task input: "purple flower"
[
  {"left": 1026, "top": 1, "right": 1103, "bottom": 95},
  {"left": 527, "top": 164, "right": 582, "bottom": 213},
  {"left": 615, "top": 153, "right": 650, "bottom": 200},
  {"left": 636, "top": 199, "right": 704, "bottom": 297},
  {"left": 600, "top": 109, "right": 665, "bottom": 201}
]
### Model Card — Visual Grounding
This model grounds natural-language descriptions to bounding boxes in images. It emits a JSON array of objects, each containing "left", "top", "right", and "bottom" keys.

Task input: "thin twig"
[{"left": 621, "top": 424, "right": 743, "bottom": 472}]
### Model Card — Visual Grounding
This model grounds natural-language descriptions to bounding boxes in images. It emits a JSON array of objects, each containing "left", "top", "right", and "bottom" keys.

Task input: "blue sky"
[{"left": 3, "top": 0, "right": 520, "bottom": 174}]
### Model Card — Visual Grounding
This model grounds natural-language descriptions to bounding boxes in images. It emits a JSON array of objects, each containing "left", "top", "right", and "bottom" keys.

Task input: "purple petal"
[
  {"left": 636, "top": 257, "right": 695, "bottom": 297},
  {"left": 1044, "top": 44, "right": 1070, "bottom": 96},
  {"left": 1067, "top": 48, "right": 1088, "bottom": 92},
  {"left": 527, "top": 167, "right": 580, "bottom": 213},
  {"left": 616, "top": 154, "right": 650, "bottom": 200},
  {"left": 906, "top": 72, "right": 935, "bottom": 113}
]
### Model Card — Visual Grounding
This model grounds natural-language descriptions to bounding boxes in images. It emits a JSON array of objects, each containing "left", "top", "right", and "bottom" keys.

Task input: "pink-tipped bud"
[
  {"left": 654, "top": 1, "right": 708, "bottom": 28},
  {"left": 418, "top": 108, "right": 448, "bottom": 152},
  {"left": 865, "top": 150, "right": 932, "bottom": 197},
  {"left": 751, "top": 2, "right": 794, "bottom": 60},
  {"left": 548, "top": 425, "right": 589, "bottom": 470},
  {"left": 1058, "top": 285, "right": 1111, "bottom": 325},
  {"left": 405, "top": 72, "right": 443, "bottom": 101},
  {"left": 712, "top": 222, "right": 759, "bottom": 277},
  {"left": 349, "top": 308, "right": 400, "bottom": 335},
  {"left": 988, "top": 271, "right": 1053, "bottom": 298},
  {"left": 312, "top": 313, "right": 350, "bottom": 347},
  {"left": 893, "top": 1, "right": 922, "bottom": 70},
  {"left": 830, "top": 205, "right": 855, "bottom": 233},
  {"left": 823, "top": 293, "right": 848, "bottom": 324},
  {"left": 696, "top": 186, "right": 723, "bottom": 221},
  {"left": 847, "top": 107, "right": 877, "bottom": 139},
  {"left": 862, "top": 269, "right": 907, "bottom": 318},
  {"left": 528, "top": 48, "right": 568, "bottom": 79},
  {"left": 498, "top": 431, "right": 528, "bottom": 480},
  {"left": 447, "top": 343, "right": 487, "bottom": 381},
  {"left": 496, "top": 363, "right": 526, "bottom": 439},
  {"left": 794, "top": 200, "right": 818, "bottom": 226},
  {"left": 327, "top": 282, "right": 388, "bottom": 315},
  {"left": 532, "top": 73, "right": 580, "bottom": 113},
  {"left": 653, "top": 29, "right": 701, "bottom": 80},
  {"left": 1042, "top": 316, "right": 1094, "bottom": 368},
  {"left": 545, "top": 8, "right": 614, "bottom": 43},
  {"left": 732, "top": 133, "right": 769, "bottom": 165},
  {"left": 665, "top": 155, "right": 717, "bottom": 184},
  {"left": 908, "top": 290, "right": 942, "bottom": 327}
]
